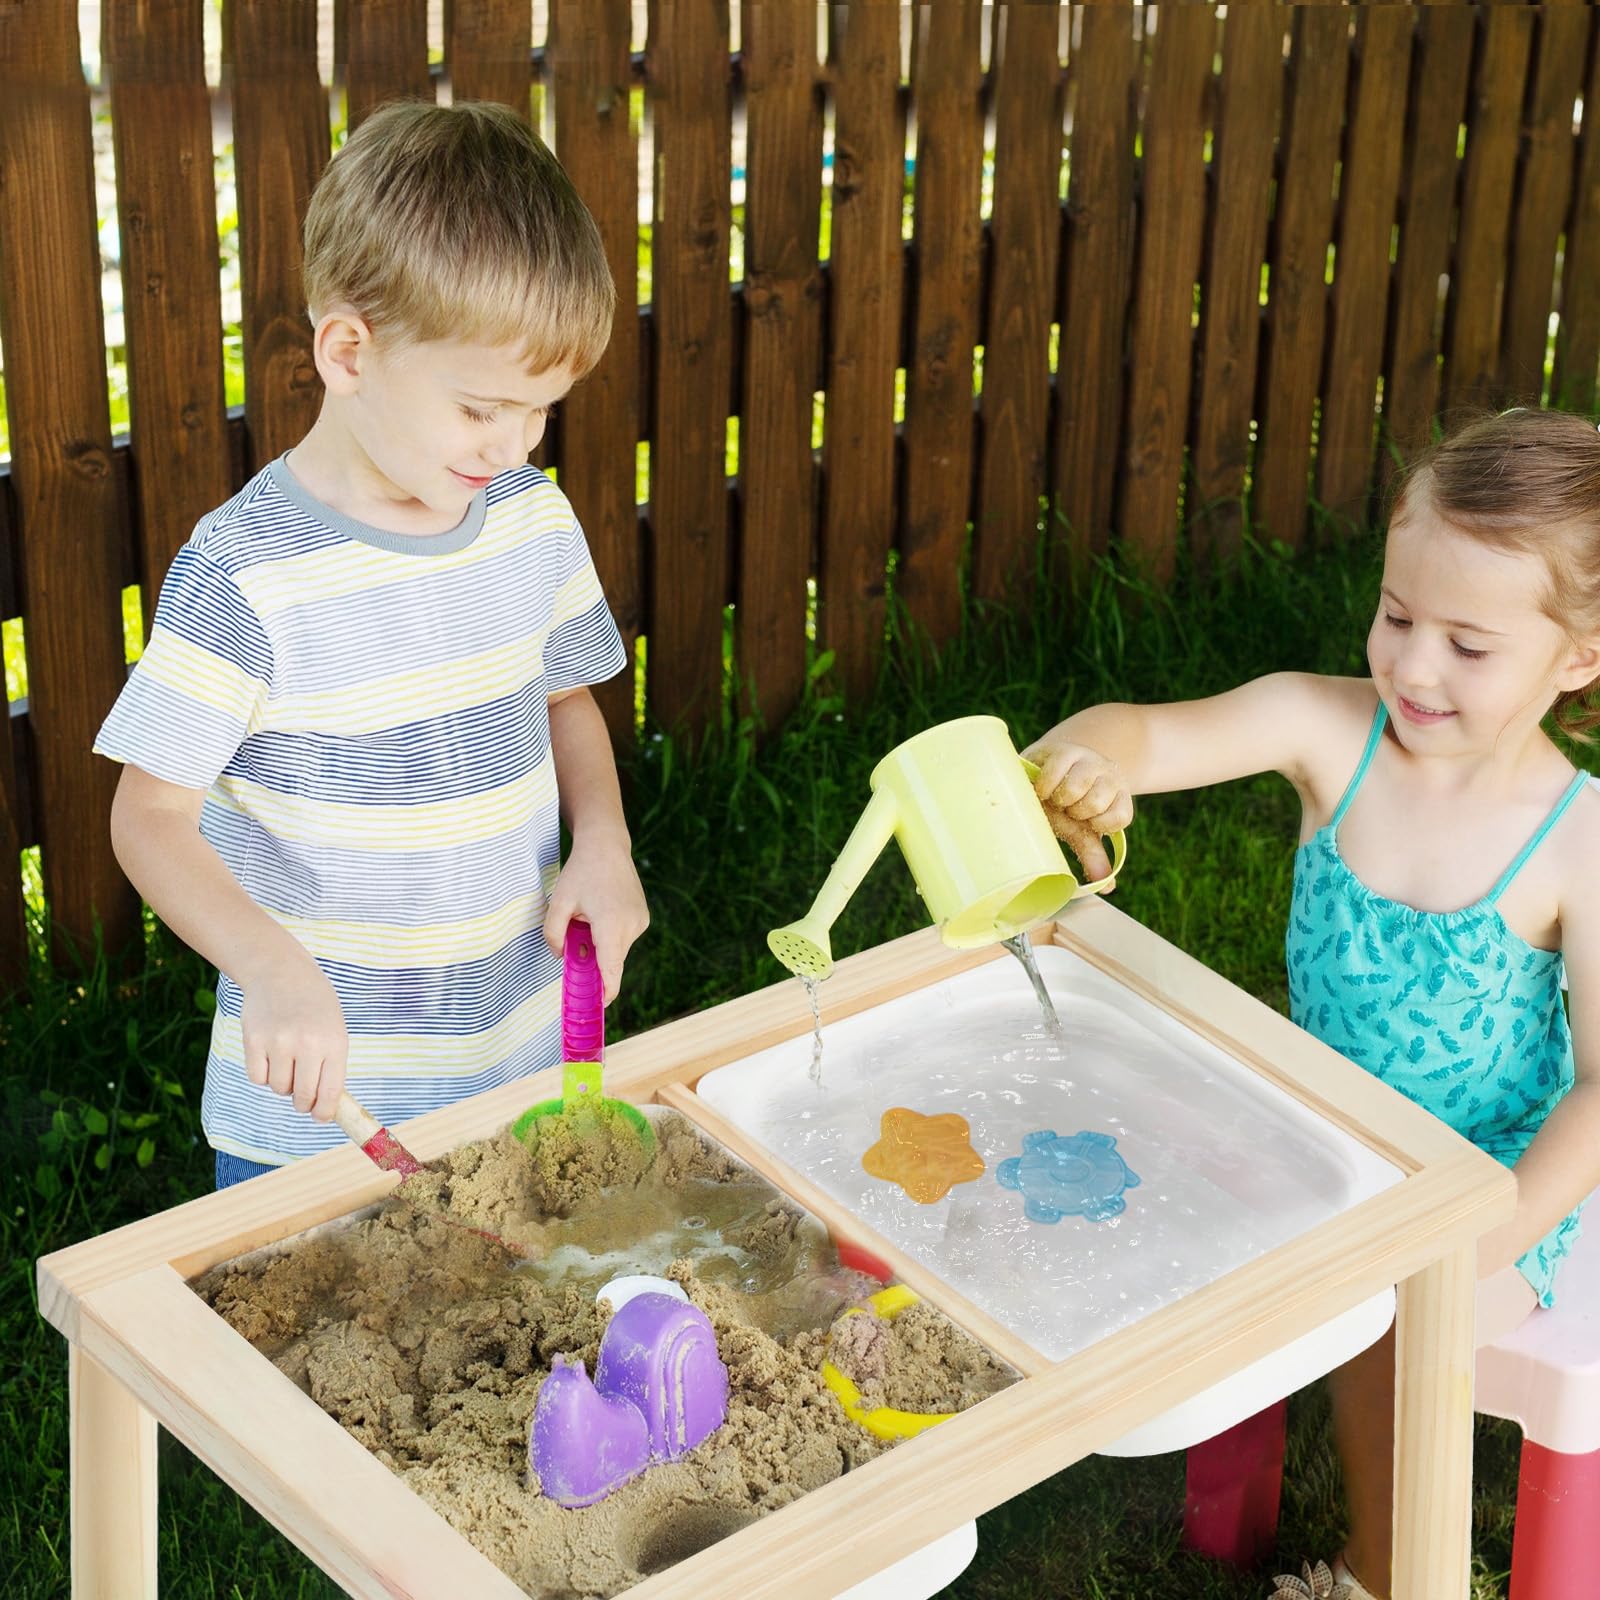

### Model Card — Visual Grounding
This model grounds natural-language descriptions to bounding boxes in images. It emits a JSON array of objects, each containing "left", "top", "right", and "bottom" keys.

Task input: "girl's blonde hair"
[
  {"left": 1390, "top": 408, "right": 1600, "bottom": 740},
  {"left": 302, "top": 100, "right": 614, "bottom": 376}
]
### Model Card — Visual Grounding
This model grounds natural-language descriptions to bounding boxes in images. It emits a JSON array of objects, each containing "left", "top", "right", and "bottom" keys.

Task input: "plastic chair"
[
  {"left": 1184, "top": 1196, "right": 1600, "bottom": 1596},
  {"left": 1478, "top": 928, "right": 1600, "bottom": 1595},
  {"left": 1475, "top": 1202, "right": 1600, "bottom": 1598}
]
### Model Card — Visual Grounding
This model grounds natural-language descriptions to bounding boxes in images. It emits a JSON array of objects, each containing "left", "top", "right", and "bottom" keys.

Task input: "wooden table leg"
[
  {"left": 1391, "top": 1246, "right": 1475, "bottom": 1600},
  {"left": 70, "top": 1344, "right": 158, "bottom": 1598}
]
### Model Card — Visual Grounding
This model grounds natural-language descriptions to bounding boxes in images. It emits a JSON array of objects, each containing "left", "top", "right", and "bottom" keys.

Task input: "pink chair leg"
[
  {"left": 1183, "top": 1400, "right": 1288, "bottom": 1567},
  {"left": 1508, "top": 1439, "right": 1600, "bottom": 1600}
]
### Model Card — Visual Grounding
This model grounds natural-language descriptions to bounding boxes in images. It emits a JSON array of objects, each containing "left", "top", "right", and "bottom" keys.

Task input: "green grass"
[{"left": 4, "top": 525, "right": 1576, "bottom": 1598}]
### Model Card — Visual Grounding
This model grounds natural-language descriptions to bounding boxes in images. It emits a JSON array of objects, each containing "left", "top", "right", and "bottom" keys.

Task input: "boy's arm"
[
  {"left": 545, "top": 686, "right": 649, "bottom": 1000},
  {"left": 1024, "top": 673, "right": 1357, "bottom": 877},
  {"left": 1477, "top": 796, "right": 1600, "bottom": 1275},
  {"left": 109, "top": 764, "right": 348, "bottom": 1119}
]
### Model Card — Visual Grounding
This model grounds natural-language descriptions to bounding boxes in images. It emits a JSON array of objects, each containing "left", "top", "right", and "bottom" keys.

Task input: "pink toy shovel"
[{"left": 510, "top": 919, "right": 655, "bottom": 1159}]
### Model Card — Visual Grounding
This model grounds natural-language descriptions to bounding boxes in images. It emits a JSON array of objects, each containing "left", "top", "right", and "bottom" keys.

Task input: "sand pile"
[{"left": 195, "top": 1110, "right": 1012, "bottom": 1597}]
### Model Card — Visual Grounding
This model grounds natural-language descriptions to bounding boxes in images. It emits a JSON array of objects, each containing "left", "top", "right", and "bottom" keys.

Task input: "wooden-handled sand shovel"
[
  {"left": 331, "top": 1088, "right": 524, "bottom": 1253},
  {"left": 332, "top": 1089, "right": 427, "bottom": 1179}
]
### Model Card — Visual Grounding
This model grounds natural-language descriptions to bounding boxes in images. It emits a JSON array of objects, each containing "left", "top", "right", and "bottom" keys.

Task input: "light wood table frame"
[{"left": 40, "top": 899, "right": 1514, "bottom": 1599}]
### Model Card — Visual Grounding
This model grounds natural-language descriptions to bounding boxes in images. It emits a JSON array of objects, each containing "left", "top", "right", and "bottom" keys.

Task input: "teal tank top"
[{"left": 1286, "top": 702, "right": 1588, "bottom": 1305}]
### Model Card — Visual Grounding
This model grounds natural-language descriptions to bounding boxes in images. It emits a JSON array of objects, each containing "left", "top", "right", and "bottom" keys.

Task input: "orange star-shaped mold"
[{"left": 861, "top": 1107, "right": 986, "bottom": 1204}]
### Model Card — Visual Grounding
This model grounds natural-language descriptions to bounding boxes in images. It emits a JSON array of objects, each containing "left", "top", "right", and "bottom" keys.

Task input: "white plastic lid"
[{"left": 596, "top": 1274, "right": 690, "bottom": 1312}]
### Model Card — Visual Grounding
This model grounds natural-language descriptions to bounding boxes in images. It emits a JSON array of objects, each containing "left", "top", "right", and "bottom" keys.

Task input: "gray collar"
[{"left": 270, "top": 453, "right": 486, "bottom": 556}]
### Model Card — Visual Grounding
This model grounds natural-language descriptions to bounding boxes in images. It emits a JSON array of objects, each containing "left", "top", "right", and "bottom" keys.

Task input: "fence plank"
[
  {"left": 1190, "top": 2, "right": 1284, "bottom": 564},
  {"left": 1382, "top": 6, "right": 1474, "bottom": 459},
  {"left": 1443, "top": 5, "right": 1534, "bottom": 413},
  {"left": 0, "top": 7, "right": 138, "bottom": 959},
  {"left": 1551, "top": 11, "right": 1600, "bottom": 413},
  {"left": 1052, "top": 4, "right": 1139, "bottom": 566},
  {"left": 549, "top": 0, "right": 640, "bottom": 745},
  {"left": 819, "top": 1, "right": 903, "bottom": 703},
  {"left": 106, "top": 0, "right": 232, "bottom": 620},
  {"left": 647, "top": 0, "right": 732, "bottom": 734},
  {"left": 229, "top": 1, "right": 328, "bottom": 469},
  {"left": 899, "top": 0, "right": 983, "bottom": 644},
  {"left": 1316, "top": 4, "right": 1412, "bottom": 530},
  {"left": 973, "top": 1, "right": 1062, "bottom": 604},
  {"left": 0, "top": 703, "right": 22, "bottom": 982},
  {"left": 0, "top": 487, "right": 27, "bottom": 987},
  {"left": 346, "top": 0, "right": 431, "bottom": 131},
  {"left": 448, "top": 0, "right": 531, "bottom": 115},
  {"left": 1118, "top": 4, "right": 1213, "bottom": 584},
  {"left": 1500, "top": 0, "right": 1588, "bottom": 406},
  {"left": 1252, "top": 5, "right": 1347, "bottom": 547},
  {"left": 737, "top": 4, "right": 822, "bottom": 729}
]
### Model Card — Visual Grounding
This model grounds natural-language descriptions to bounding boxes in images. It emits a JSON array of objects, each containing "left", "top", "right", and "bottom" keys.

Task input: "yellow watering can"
[{"left": 767, "top": 715, "right": 1128, "bottom": 979}]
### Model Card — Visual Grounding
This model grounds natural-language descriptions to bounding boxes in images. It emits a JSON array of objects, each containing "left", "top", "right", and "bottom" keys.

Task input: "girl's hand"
[
  {"left": 239, "top": 950, "right": 349, "bottom": 1120},
  {"left": 1021, "top": 734, "right": 1134, "bottom": 882},
  {"left": 543, "top": 836, "right": 650, "bottom": 1002}
]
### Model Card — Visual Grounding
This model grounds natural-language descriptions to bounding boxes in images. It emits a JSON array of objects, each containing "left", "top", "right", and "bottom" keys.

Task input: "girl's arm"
[
  {"left": 1029, "top": 671, "right": 1349, "bottom": 797},
  {"left": 1476, "top": 802, "right": 1600, "bottom": 1277},
  {"left": 1024, "top": 672, "right": 1359, "bottom": 877}
]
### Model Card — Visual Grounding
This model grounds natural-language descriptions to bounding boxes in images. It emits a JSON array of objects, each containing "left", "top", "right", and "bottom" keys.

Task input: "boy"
[{"left": 96, "top": 100, "right": 648, "bottom": 1185}]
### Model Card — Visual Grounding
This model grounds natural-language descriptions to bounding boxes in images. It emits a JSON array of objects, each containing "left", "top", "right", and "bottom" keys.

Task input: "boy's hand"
[
  {"left": 240, "top": 950, "right": 350, "bottom": 1120},
  {"left": 1021, "top": 734, "right": 1134, "bottom": 883},
  {"left": 544, "top": 834, "right": 650, "bottom": 1003}
]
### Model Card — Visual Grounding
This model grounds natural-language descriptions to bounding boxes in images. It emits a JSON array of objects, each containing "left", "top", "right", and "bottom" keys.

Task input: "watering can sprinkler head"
[
  {"left": 767, "top": 914, "right": 835, "bottom": 981},
  {"left": 766, "top": 715, "right": 1128, "bottom": 981}
]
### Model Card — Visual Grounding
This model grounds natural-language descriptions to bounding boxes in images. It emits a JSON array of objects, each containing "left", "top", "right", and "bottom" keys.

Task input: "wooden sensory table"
[{"left": 39, "top": 897, "right": 1514, "bottom": 1600}]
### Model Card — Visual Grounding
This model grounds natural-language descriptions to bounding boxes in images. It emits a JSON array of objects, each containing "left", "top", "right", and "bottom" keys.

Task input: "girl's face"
[{"left": 1368, "top": 503, "right": 1591, "bottom": 756}]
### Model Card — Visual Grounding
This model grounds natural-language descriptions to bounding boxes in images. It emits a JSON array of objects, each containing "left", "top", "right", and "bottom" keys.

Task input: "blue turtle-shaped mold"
[{"left": 995, "top": 1129, "right": 1140, "bottom": 1224}]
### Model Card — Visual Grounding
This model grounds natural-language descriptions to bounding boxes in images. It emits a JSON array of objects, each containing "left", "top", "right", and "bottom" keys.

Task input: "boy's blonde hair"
[
  {"left": 302, "top": 100, "right": 614, "bottom": 376},
  {"left": 1390, "top": 408, "right": 1600, "bottom": 740}
]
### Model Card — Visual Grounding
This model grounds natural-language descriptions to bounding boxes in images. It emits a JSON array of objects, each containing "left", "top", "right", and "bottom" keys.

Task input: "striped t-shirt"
[{"left": 95, "top": 456, "right": 628, "bottom": 1164}]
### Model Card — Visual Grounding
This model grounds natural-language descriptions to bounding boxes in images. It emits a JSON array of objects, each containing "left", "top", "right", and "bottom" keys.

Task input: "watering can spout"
[
  {"left": 766, "top": 716, "right": 1128, "bottom": 980},
  {"left": 767, "top": 786, "right": 899, "bottom": 980}
]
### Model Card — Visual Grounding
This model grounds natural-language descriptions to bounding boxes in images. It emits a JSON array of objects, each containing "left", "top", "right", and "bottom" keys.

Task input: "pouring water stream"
[
  {"left": 801, "top": 930, "right": 1060, "bottom": 1088},
  {"left": 1001, "top": 933, "right": 1063, "bottom": 1038},
  {"left": 802, "top": 976, "right": 825, "bottom": 1085}
]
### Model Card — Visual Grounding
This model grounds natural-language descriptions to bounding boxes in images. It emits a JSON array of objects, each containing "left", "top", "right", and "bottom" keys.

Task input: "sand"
[{"left": 194, "top": 1110, "right": 1013, "bottom": 1597}]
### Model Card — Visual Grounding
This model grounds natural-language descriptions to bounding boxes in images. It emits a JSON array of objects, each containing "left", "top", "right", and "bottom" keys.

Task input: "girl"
[{"left": 1025, "top": 409, "right": 1600, "bottom": 1600}]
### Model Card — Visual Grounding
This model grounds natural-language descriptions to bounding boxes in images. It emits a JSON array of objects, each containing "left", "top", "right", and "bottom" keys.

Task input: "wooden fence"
[{"left": 2, "top": 0, "right": 1600, "bottom": 981}]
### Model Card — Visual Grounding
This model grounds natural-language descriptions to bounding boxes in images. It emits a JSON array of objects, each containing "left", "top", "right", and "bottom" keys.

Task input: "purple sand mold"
[
  {"left": 596, "top": 1293, "right": 729, "bottom": 1461},
  {"left": 530, "top": 1359, "right": 651, "bottom": 1508},
  {"left": 995, "top": 1128, "right": 1141, "bottom": 1224},
  {"left": 530, "top": 1294, "right": 729, "bottom": 1507}
]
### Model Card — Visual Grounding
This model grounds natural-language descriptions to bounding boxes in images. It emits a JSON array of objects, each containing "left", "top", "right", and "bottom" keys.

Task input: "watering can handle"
[
  {"left": 562, "top": 919, "right": 606, "bottom": 1063},
  {"left": 1019, "top": 756, "right": 1129, "bottom": 896}
]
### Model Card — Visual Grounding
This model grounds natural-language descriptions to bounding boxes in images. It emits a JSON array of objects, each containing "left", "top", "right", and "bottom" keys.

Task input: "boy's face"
[{"left": 337, "top": 329, "right": 575, "bottom": 516}]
